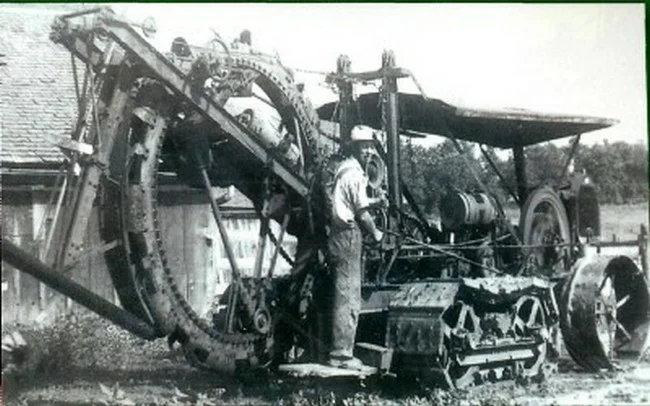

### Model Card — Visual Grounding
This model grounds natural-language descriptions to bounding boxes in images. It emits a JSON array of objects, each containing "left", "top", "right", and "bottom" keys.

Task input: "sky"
[{"left": 109, "top": 3, "right": 646, "bottom": 147}]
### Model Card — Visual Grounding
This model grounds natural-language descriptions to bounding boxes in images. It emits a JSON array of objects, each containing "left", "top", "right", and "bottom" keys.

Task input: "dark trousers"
[{"left": 327, "top": 226, "right": 362, "bottom": 359}]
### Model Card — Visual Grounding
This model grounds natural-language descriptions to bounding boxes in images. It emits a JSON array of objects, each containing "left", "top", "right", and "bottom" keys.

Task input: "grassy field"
[{"left": 600, "top": 202, "right": 649, "bottom": 242}]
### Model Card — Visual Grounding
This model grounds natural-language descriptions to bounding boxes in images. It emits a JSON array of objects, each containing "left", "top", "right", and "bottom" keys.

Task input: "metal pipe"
[
  {"left": 197, "top": 161, "right": 256, "bottom": 323},
  {"left": 479, "top": 145, "right": 519, "bottom": 206},
  {"left": 253, "top": 219, "right": 269, "bottom": 279},
  {"left": 199, "top": 167, "right": 243, "bottom": 284},
  {"left": 373, "top": 139, "right": 430, "bottom": 237},
  {"left": 3, "top": 240, "right": 158, "bottom": 340},
  {"left": 558, "top": 134, "right": 582, "bottom": 182}
]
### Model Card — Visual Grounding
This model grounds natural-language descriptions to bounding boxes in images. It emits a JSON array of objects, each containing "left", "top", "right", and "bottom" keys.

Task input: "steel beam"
[
  {"left": 513, "top": 146, "right": 528, "bottom": 206},
  {"left": 336, "top": 55, "right": 354, "bottom": 143},
  {"left": 52, "top": 63, "right": 134, "bottom": 268},
  {"left": 382, "top": 50, "right": 401, "bottom": 213}
]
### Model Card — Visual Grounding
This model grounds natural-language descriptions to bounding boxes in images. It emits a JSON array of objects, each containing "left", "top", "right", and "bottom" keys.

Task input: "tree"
[
  {"left": 578, "top": 141, "right": 648, "bottom": 204},
  {"left": 399, "top": 138, "right": 647, "bottom": 213}
]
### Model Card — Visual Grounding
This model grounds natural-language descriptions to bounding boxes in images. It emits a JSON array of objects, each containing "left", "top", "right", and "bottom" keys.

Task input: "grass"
[{"left": 599, "top": 202, "right": 649, "bottom": 242}]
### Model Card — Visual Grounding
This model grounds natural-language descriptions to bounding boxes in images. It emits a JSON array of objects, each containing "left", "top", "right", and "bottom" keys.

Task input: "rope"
[
  {"left": 407, "top": 71, "right": 430, "bottom": 100},
  {"left": 294, "top": 67, "right": 331, "bottom": 76}
]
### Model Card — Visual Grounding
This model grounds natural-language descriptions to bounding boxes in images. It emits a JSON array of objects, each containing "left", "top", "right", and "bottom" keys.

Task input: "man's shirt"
[{"left": 331, "top": 157, "right": 370, "bottom": 229}]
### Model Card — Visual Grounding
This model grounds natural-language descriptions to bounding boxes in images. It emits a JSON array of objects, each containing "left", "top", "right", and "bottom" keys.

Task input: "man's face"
[{"left": 353, "top": 141, "right": 376, "bottom": 168}]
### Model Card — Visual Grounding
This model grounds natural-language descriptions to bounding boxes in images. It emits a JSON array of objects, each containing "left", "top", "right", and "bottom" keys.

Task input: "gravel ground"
[{"left": 2, "top": 313, "right": 650, "bottom": 406}]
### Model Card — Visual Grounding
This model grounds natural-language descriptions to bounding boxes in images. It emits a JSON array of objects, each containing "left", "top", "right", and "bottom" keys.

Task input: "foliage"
[
  {"left": 399, "top": 138, "right": 648, "bottom": 214},
  {"left": 576, "top": 140, "right": 649, "bottom": 204}
]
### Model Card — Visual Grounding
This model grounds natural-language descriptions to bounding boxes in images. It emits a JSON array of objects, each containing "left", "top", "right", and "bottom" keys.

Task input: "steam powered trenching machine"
[{"left": 3, "top": 8, "right": 649, "bottom": 388}]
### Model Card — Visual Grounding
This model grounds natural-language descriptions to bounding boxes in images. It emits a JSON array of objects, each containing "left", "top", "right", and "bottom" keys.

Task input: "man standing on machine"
[{"left": 326, "top": 124, "right": 384, "bottom": 371}]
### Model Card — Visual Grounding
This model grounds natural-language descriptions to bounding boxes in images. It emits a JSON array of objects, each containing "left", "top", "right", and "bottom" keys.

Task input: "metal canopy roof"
[{"left": 316, "top": 93, "right": 617, "bottom": 149}]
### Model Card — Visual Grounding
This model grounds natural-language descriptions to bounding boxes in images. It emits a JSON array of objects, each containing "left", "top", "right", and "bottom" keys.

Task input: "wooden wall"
[{"left": 2, "top": 188, "right": 296, "bottom": 326}]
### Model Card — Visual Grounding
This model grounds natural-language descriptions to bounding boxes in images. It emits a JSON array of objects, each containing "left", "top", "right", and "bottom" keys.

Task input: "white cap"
[{"left": 350, "top": 125, "right": 375, "bottom": 142}]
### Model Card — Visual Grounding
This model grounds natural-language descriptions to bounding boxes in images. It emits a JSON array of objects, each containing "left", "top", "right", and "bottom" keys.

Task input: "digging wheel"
[{"left": 100, "top": 49, "right": 324, "bottom": 374}]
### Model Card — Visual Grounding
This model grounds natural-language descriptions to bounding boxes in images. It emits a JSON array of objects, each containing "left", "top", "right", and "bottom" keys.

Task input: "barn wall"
[
  {"left": 2, "top": 187, "right": 295, "bottom": 326},
  {"left": 157, "top": 190, "right": 296, "bottom": 319},
  {"left": 2, "top": 188, "right": 119, "bottom": 326}
]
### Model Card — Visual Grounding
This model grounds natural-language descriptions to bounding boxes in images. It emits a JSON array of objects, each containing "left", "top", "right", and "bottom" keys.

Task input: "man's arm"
[
  {"left": 367, "top": 191, "right": 388, "bottom": 209},
  {"left": 356, "top": 210, "right": 383, "bottom": 242}
]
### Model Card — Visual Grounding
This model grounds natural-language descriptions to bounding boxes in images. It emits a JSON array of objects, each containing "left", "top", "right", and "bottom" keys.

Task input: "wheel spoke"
[
  {"left": 267, "top": 212, "right": 290, "bottom": 278},
  {"left": 253, "top": 218, "right": 270, "bottom": 279},
  {"left": 611, "top": 316, "right": 632, "bottom": 341},
  {"left": 200, "top": 167, "right": 241, "bottom": 279},
  {"left": 616, "top": 294, "right": 631, "bottom": 309},
  {"left": 598, "top": 274, "right": 613, "bottom": 294}
]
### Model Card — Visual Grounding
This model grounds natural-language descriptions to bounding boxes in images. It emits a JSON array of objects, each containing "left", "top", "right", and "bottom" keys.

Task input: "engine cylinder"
[{"left": 440, "top": 192, "right": 496, "bottom": 229}]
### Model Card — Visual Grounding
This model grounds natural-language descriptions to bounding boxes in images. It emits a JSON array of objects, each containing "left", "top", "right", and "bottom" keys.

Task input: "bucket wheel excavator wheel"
[{"left": 99, "top": 52, "right": 323, "bottom": 374}]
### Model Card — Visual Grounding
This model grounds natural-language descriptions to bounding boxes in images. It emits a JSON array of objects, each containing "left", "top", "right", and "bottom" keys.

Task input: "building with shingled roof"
[{"left": 1, "top": 4, "right": 77, "bottom": 167}]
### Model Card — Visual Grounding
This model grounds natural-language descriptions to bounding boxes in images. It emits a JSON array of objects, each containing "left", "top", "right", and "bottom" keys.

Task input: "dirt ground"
[{"left": 2, "top": 314, "right": 650, "bottom": 406}]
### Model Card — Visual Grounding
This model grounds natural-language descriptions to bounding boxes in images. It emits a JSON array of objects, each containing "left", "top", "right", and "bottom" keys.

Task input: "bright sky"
[{"left": 112, "top": 3, "right": 646, "bottom": 147}]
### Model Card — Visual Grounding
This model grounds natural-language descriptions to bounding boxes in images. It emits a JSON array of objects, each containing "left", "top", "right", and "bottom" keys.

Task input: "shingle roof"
[{"left": 0, "top": 5, "right": 85, "bottom": 166}]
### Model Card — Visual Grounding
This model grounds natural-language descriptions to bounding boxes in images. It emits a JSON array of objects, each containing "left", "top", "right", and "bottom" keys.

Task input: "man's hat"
[{"left": 350, "top": 125, "right": 375, "bottom": 142}]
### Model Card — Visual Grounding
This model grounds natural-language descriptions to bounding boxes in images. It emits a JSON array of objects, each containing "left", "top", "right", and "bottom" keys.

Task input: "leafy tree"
[
  {"left": 399, "top": 138, "right": 647, "bottom": 213},
  {"left": 577, "top": 141, "right": 648, "bottom": 204}
]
